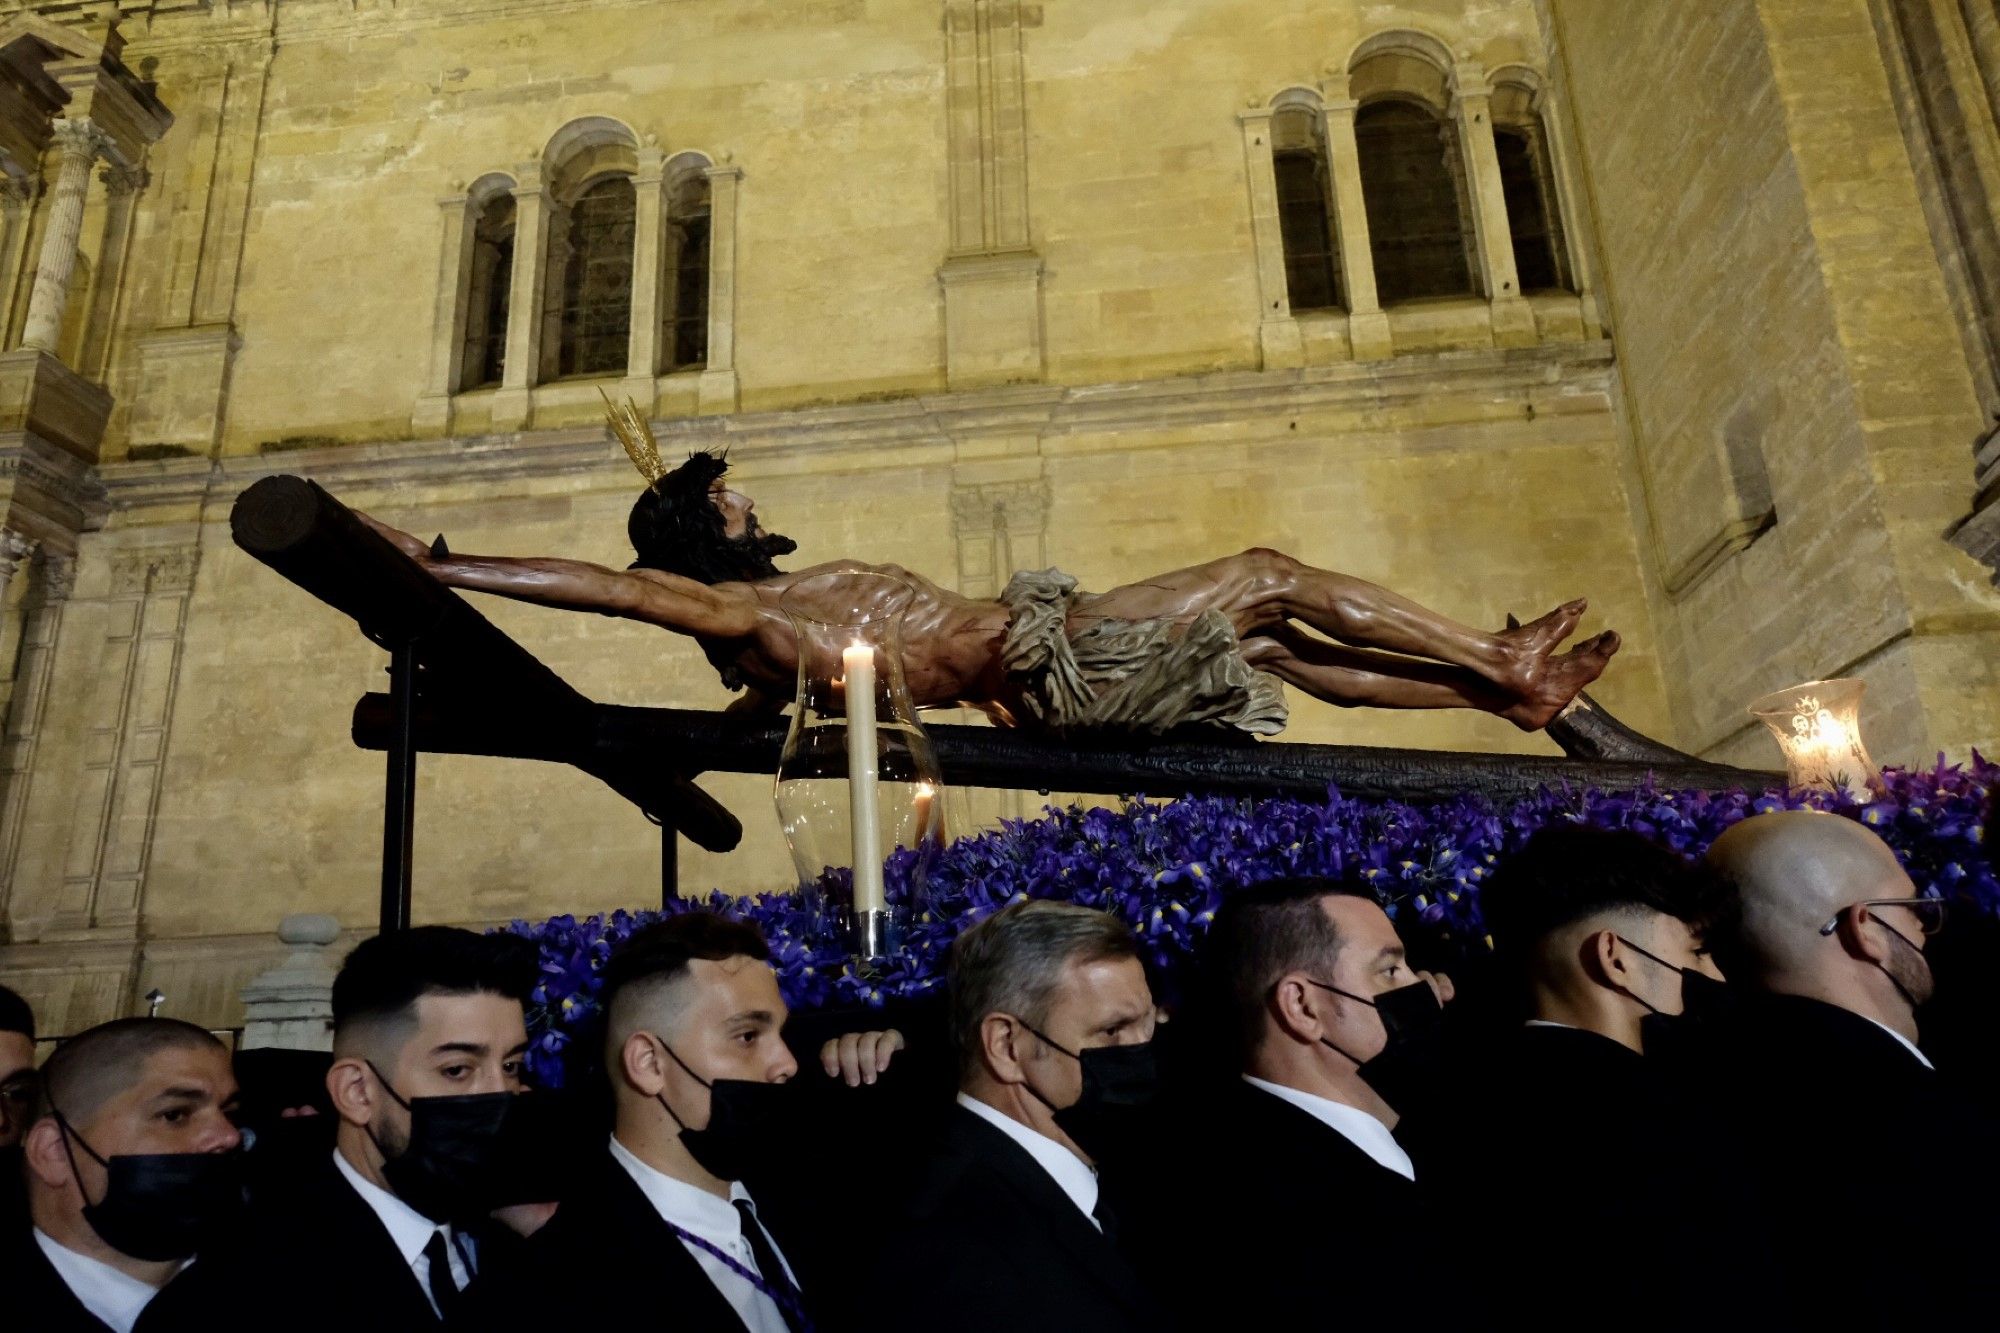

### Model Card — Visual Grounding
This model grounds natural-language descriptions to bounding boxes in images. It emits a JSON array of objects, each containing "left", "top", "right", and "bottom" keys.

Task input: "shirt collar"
[
  {"left": 32, "top": 1228, "right": 181, "bottom": 1333},
  {"left": 1861, "top": 1015, "right": 1935, "bottom": 1070},
  {"left": 1242, "top": 1075, "right": 1416, "bottom": 1181},
  {"left": 1523, "top": 1018, "right": 1578, "bottom": 1030},
  {"left": 955, "top": 1092, "right": 1100, "bottom": 1227},
  {"left": 332, "top": 1146, "right": 449, "bottom": 1265},
  {"left": 608, "top": 1133, "right": 755, "bottom": 1243}
]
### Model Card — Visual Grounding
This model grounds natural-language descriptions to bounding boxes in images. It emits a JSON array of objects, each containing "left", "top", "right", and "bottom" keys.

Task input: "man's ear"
[
  {"left": 22, "top": 1116, "right": 74, "bottom": 1191},
  {"left": 621, "top": 1031, "right": 667, "bottom": 1096},
  {"left": 979, "top": 1014, "right": 1029, "bottom": 1085},
  {"left": 1270, "top": 974, "right": 1325, "bottom": 1044},
  {"left": 1581, "top": 929, "right": 1622, "bottom": 990},
  {"left": 326, "top": 1057, "right": 378, "bottom": 1129},
  {"left": 1835, "top": 904, "right": 1889, "bottom": 965}
]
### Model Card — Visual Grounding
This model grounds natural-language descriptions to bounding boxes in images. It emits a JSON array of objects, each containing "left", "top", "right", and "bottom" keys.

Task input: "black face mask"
[
  {"left": 653, "top": 1038, "right": 794, "bottom": 1184},
  {"left": 1868, "top": 915, "right": 1936, "bottom": 1012},
  {"left": 1615, "top": 939, "right": 1739, "bottom": 1058},
  {"left": 1016, "top": 1023, "right": 1161, "bottom": 1162},
  {"left": 53, "top": 1113, "right": 245, "bottom": 1262},
  {"left": 1307, "top": 978, "right": 1444, "bottom": 1110},
  {"left": 365, "top": 1062, "right": 517, "bottom": 1224}
]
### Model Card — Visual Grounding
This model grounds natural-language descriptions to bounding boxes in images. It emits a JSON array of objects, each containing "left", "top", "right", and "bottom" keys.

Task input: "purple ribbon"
[{"left": 661, "top": 1219, "right": 815, "bottom": 1333}]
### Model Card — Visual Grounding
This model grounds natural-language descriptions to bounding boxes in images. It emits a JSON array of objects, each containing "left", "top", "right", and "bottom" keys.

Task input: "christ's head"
[{"left": 628, "top": 449, "right": 797, "bottom": 585}]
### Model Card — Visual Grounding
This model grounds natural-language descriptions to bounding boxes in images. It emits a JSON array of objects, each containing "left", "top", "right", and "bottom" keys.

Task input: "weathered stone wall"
[
  {"left": 1542, "top": 0, "right": 2000, "bottom": 768},
  {"left": 2, "top": 0, "right": 1993, "bottom": 1037}
]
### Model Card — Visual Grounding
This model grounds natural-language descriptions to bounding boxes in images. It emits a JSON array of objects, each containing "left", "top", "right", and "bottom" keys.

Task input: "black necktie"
[
  {"left": 732, "top": 1197, "right": 808, "bottom": 1333},
  {"left": 422, "top": 1229, "right": 464, "bottom": 1322}
]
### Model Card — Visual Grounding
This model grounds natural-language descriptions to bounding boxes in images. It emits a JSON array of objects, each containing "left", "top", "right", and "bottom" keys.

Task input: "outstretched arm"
[{"left": 356, "top": 513, "right": 758, "bottom": 640}]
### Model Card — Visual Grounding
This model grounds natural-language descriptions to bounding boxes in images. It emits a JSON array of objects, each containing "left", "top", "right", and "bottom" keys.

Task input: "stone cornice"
[{"left": 98, "top": 341, "right": 1616, "bottom": 512}]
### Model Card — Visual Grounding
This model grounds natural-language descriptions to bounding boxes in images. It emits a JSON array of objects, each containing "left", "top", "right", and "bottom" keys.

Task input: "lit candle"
[
  {"left": 843, "top": 642, "right": 885, "bottom": 916},
  {"left": 913, "top": 780, "right": 938, "bottom": 847}
]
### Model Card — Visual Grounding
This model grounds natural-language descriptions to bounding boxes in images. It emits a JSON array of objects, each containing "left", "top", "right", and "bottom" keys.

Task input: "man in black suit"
[
  {"left": 464, "top": 911, "right": 907, "bottom": 1333},
  {"left": 880, "top": 900, "right": 1163, "bottom": 1333},
  {"left": 1139, "top": 876, "right": 1452, "bottom": 1328},
  {"left": 4, "top": 1017, "right": 243, "bottom": 1332},
  {"left": 172, "top": 926, "right": 542, "bottom": 1331},
  {"left": 1695, "top": 810, "right": 2000, "bottom": 1328},
  {"left": 1396, "top": 826, "right": 1774, "bottom": 1326}
]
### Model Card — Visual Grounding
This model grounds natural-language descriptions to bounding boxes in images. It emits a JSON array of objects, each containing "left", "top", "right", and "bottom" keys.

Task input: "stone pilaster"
[
  {"left": 623, "top": 145, "right": 668, "bottom": 413},
  {"left": 696, "top": 163, "right": 742, "bottom": 414},
  {"left": 1237, "top": 107, "right": 1304, "bottom": 371},
  {"left": 1450, "top": 69, "right": 1537, "bottom": 347},
  {"left": 491, "top": 166, "right": 549, "bottom": 432},
  {"left": 1321, "top": 91, "right": 1392, "bottom": 360}
]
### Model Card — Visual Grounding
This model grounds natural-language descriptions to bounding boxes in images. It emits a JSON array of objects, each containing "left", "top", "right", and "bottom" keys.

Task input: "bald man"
[
  {"left": 1693, "top": 811, "right": 2000, "bottom": 1328},
  {"left": 4, "top": 1018, "right": 243, "bottom": 1333}
]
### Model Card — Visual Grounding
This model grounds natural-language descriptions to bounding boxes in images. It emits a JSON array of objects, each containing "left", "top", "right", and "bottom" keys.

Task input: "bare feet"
[
  {"left": 1492, "top": 600, "right": 1586, "bottom": 695},
  {"left": 1501, "top": 631, "right": 1621, "bottom": 730}
]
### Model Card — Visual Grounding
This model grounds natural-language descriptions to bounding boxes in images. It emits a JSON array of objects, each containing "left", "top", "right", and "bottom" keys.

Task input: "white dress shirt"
[
  {"left": 33, "top": 1228, "right": 185, "bottom": 1333},
  {"left": 608, "top": 1134, "right": 800, "bottom": 1333},
  {"left": 1862, "top": 1015, "right": 1936, "bottom": 1070},
  {"left": 1242, "top": 1075, "right": 1416, "bottom": 1181},
  {"left": 331, "top": 1148, "right": 474, "bottom": 1317},
  {"left": 955, "top": 1091, "right": 1101, "bottom": 1230}
]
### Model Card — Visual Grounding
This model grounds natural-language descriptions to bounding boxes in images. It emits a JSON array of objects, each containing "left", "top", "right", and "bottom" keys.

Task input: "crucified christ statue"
[{"left": 358, "top": 406, "right": 1618, "bottom": 739}]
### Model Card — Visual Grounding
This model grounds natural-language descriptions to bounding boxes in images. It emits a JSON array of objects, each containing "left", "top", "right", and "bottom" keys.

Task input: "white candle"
[{"left": 843, "top": 642, "right": 885, "bottom": 916}]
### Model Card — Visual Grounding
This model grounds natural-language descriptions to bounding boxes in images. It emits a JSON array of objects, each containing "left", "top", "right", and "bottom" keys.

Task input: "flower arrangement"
[{"left": 505, "top": 757, "right": 1996, "bottom": 1088}]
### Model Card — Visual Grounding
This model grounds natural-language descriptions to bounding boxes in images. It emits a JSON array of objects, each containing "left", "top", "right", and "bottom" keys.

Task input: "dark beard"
[{"left": 715, "top": 520, "right": 796, "bottom": 584}]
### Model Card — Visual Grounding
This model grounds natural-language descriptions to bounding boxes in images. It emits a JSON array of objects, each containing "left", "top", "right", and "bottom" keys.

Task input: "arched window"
[
  {"left": 1354, "top": 99, "right": 1474, "bottom": 303},
  {"left": 460, "top": 193, "right": 514, "bottom": 390},
  {"left": 556, "top": 175, "right": 636, "bottom": 378},
  {"left": 1270, "top": 104, "right": 1341, "bottom": 312},
  {"left": 1490, "top": 77, "right": 1572, "bottom": 293},
  {"left": 665, "top": 164, "right": 711, "bottom": 370}
]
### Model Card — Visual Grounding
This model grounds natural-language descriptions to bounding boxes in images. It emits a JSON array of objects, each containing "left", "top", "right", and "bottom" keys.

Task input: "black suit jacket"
[
  {"left": 1123, "top": 1080, "right": 1445, "bottom": 1331},
  {"left": 0, "top": 1224, "right": 225, "bottom": 1333},
  {"left": 1668, "top": 992, "right": 2000, "bottom": 1330},
  {"left": 876, "top": 1105, "right": 1161, "bottom": 1333},
  {"left": 1398, "top": 1024, "right": 1780, "bottom": 1328},
  {"left": 149, "top": 1152, "right": 519, "bottom": 1333},
  {"left": 460, "top": 1147, "right": 811, "bottom": 1333}
]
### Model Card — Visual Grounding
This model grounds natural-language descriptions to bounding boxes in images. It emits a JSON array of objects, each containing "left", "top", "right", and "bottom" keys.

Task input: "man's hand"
[
  {"left": 356, "top": 512, "right": 434, "bottom": 566},
  {"left": 819, "top": 1029, "right": 904, "bottom": 1087},
  {"left": 490, "top": 1201, "right": 560, "bottom": 1238},
  {"left": 1417, "top": 970, "right": 1456, "bottom": 1005}
]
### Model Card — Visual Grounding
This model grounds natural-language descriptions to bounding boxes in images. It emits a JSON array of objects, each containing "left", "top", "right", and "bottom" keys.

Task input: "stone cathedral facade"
[{"left": 0, "top": 0, "right": 1995, "bottom": 1038}]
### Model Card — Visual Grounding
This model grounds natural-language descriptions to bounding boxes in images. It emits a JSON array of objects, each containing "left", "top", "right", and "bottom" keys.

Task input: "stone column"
[
  {"left": 1321, "top": 95, "right": 1393, "bottom": 360},
  {"left": 696, "top": 163, "right": 742, "bottom": 414},
  {"left": 1527, "top": 81, "right": 1603, "bottom": 338},
  {"left": 237, "top": 914, "right": 341, "bottom": 1052},
  {"left": 413, "top": 189, "right": 475, "bottom": 434},
  {"left": 1450, "top": 69, "right": 1536, "bottom": 347},
  {"left": 0, "top": 176, "right": 38, "bottom": 342},
  {"left": 19, "top": 120, "right": 109, "bottom": 356},
  {"left": 1237, "top": 107, "right": 1304, "bottom": 370},
  {"left": 491, "top": 167, "right": 550, "bottom": 432},
  {"left": 623, "top": 146, "right": 668, "bottom": 410}
]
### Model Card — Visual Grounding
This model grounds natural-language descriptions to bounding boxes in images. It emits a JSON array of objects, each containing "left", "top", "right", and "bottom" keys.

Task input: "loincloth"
[{"left": 999, "top": 568, "right": 1288, "bottom": 738}]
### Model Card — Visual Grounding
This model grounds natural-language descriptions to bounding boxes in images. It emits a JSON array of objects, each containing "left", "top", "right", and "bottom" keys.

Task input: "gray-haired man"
[{"left": 878, "top": 900, "right": 1164, "bottom": 1333}]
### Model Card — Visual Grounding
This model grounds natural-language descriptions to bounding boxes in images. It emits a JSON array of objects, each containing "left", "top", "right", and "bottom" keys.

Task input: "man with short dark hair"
[
  {"left": 1397, "top": 826, "right": 1770, "bottom": 1325},
  {"left": 1694, "top": 811, "right": 2000, "bottom": 1327},
  {"left": 881, "top": 899, "right": 1163, "bottom": 1333},
  {"left": 466, "top": 911, "right": 907, "bottom": 1332},
  {"left": 185, "top": 925, "right": 539, "bottom": 1331},
  {"left": 1144, "top": 876, "right": 1450, "bottom": 1328},
  {"left": 4, "top": 1017, "right": 242, "bottom": 1332},
  {"left": 0, "top": 983, "right": 35, "bottom": 1151}
]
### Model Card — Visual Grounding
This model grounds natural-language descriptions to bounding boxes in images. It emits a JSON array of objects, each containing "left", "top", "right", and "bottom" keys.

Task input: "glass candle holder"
[
  {"left": 773, "top": 571, "right": 944, "bottom": 962},
  {"left": 1748, "top": 677, "right": 1880, "bottom": 796}
]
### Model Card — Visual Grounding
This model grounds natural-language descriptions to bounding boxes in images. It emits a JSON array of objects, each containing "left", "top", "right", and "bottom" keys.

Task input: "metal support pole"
[
  {"left": 661, "top": 821, "right": 679, "bottom": 907},
  {"left": 380, "top": 643, "right": 419, "bottom": 933}
]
